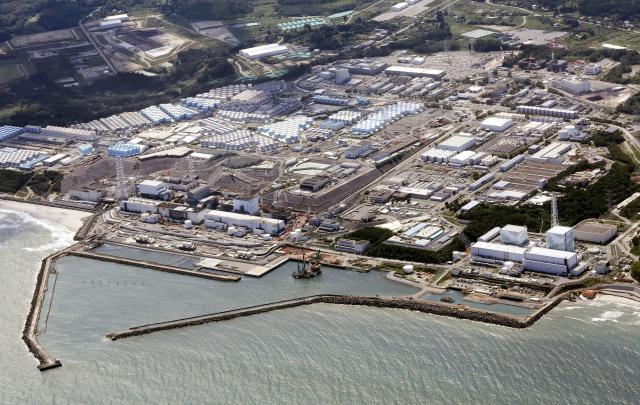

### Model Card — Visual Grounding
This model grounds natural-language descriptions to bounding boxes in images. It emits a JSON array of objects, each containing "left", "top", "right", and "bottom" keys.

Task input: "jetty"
[
  {"left": 106, "top": 294, "right": 567, "bottom": 341},
  {"left": 67, "top": 251, "right": 241, "bottom": 282},
  {"left": 22, "top": 245, "right": 82, "bottom": 371}
]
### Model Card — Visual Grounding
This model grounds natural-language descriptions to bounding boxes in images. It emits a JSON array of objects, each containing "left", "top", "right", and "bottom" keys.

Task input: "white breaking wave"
[
  {"left": 591, "top": 310, "right": 625, "bottom": 322},
  {"left": 0, "top": 208, "right": 75, "bottom": 252}
]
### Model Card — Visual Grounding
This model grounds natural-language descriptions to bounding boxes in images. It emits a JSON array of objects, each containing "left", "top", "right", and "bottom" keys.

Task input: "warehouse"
[
  {"left": 233, "top": 195, "right": 260, "bottom": 215},
  {"left": 204, "top": 210, "right": 285, "bottom": 235},
  {"left": 239, "top": 43, "right": 289, "bottom": 60},
  {"left": 437, "top": 135, "right": 476, "bottom": 152},
  {"left": 480, "top": 117, "right": 513, "bottom": 132},
  {"left": 384, "top": 65, "right": 446, "bottom": 79}
]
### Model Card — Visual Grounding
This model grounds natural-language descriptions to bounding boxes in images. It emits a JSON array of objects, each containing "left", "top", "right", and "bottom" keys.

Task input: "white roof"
[
  {"left": 240, "top": 43, "right": 289, "bottom": 57},
  {"left": 502, "top": 224, "right": 527, "bottom": 233},
  {"left": 547, "top": 225, "right": 573, "bottom": 235},
  {"left": 385, "top": 65, "right": 445, "bottom": 77},
  {"left": 527, "top": 246, "right": 576, "bottom": 259},
  {"left": 139, "top": 179, "right": 164, "bottom": 187},
  {"left": 439, "top": 135, "right": 475, "bottom": 148},
  {"left": 481, "top": 117, "right": 513, "bottom": 127},
  {"left": 473, "top": 241, "right": 527, "bottom": 255}
]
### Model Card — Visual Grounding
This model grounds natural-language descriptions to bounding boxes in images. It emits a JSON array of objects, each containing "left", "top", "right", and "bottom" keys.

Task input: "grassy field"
[
  {"left": 562, "top": 25, "right": 640, "bottom": 51},
  {"left": 0, "top": 63, "right": 25, "bottom": 85}
]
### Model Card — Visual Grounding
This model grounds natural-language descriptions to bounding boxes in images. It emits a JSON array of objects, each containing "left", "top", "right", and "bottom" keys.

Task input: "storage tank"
[{"left": 403, "top": 265, "right": 414, "bottom": 274}]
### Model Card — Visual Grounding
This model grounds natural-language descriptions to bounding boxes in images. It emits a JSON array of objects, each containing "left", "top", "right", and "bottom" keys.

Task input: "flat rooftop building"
[
  {"left": 384, "top": 65, "right": 446, "bottom": 79},
  {"left": 239, "top": 43, "right": 289, "bottom": 60}
]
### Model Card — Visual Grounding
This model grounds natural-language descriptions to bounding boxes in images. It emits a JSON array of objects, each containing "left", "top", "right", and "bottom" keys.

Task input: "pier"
[
  {"left": 67, "top": 251, "right": 241, "bottom": 282},
  {"left": 106, "top": 294, "right": 567, "bottom": 341}
]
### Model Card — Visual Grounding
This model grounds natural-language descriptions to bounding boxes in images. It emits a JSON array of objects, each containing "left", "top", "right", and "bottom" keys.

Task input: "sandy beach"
[
  {"left": 594, "top": 293, "right": 640, "bottom": 307},
  {"left": 0, "top": 200, "right": 91, "bottom": 234}
]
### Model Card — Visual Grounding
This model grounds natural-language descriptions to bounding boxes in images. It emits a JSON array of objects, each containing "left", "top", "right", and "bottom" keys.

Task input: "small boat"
[{"left": 440, "top": 296, "right": 455, "bottom": 303}]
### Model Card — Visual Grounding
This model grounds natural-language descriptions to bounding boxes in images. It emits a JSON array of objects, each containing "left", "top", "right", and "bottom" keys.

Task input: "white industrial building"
[
  {"left": 530, "top": 142, "right": 572, "bottom": 163},
  {"left": 480, "top": 117, "right": 513, "bottom": 132},
  {"left": 500, "top": 225, "right": 529, "bottom": 246},
  {"left": 437, "top": 134, "right": 476, "bottom": 152},
  {"left": 556, "top": 78, "right": 591, "bottom": 95},
  {"left": 137, "top": 180, "right": 172, "bottom": 200},
  {"left": 384, "top": 65, "right": 446, "bottom": 79},
  {"left": 120, "top": 197, "right": 162, "bottom": 214},
  {"left": 390, "top": 2, "right": 409, "bottom": 11},
  {"left": 204, "top": 210, "right": 285, "bottom": 236},
  {"left": 546, "top": 226, "right": 575, "bottom": 252},
  {"left": 233, "top": 196, "right": 260, "bottom": 215},
  {"left": 239, "top": 43, "right": 289, "bottom": 60},
  {"left": 523, "top": 246, "right": 578, "bottom": 275},
  {"left": 471, "top": 241, "right": 526, "bottom": 262},
  {"left": 471, "top": 241, "right": 579, "bottom": 275}
]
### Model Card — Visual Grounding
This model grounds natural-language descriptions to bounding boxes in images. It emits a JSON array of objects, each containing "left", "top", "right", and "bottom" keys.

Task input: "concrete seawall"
[
  {"left": 22, "top": 246, "right": 78, "bottom": 371},
  {"left": 67, "top": 251, "right": 241, "bottom": 282},
  {"left": 107, "top": 294, "right": 566, "bottom": 341}
]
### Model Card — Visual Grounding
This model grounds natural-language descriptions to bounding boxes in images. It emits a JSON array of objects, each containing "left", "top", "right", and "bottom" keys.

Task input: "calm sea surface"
[{"left": 1, "top": 209, "right": 639, "bottom": 404}]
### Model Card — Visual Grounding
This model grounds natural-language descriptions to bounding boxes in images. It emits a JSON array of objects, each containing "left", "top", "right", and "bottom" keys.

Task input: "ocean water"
[{"left": 1, "top": 208, "right": 640, "bottom": 404}]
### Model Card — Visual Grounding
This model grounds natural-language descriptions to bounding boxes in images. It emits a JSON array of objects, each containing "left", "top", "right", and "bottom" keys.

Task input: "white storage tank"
[{"left": 403, "top": 264, "right": 414, "bottom": 274}]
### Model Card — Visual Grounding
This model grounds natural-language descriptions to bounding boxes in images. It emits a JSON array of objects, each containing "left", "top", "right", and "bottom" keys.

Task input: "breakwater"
[
  {"left": 107, "top": 294, "right": 566, "bottom": 341},
  {"left": 68, "top": 251, "right": 241, "bottom": 282},
  {"left": 22, "top": 246, "right": 79, "bottom": 371}
]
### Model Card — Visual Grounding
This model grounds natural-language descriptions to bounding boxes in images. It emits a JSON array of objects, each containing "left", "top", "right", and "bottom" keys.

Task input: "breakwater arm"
[{"left": 106, "top": 294, "right": 566, "bottom": 341}]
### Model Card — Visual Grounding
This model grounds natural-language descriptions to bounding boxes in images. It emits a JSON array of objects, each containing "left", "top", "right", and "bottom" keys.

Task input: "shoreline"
[{"left": 0, "top": 201, "right": 92, "bottom": 371}]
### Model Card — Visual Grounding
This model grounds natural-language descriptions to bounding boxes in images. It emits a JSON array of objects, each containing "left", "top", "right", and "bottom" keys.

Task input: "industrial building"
[
  {"left": 437, "top": 134, "right": 476, "bottom": 152},
  {"left": 500, "top": 225, "right": 529, "bottom": 246},
  {"left": 335, "top": 239, "right": 370, "bottom": 254},
  {"left": 480, "top": 117, "right": 513, "bottom": 132},
  {"left": 300, "top": 176, "right": 331, "bottom": 192},
  {"left": 239, "top": 43, "right": 289, "bottom": 60},
  {"left": 516, "top": 106, "right": 579, "bottom": 119},
  {"left": 203, "top": 210, "right": 285, "bottom": 235},
  {"left": 546, "top": 226, "right": 575, "bottom": 252},
  {"left": 523, "top": 247, "right": 578, "bottom": 276},
  {"left": 233, "top": 196, "right": 260, "bottom": 215},
  {"left": 471, "top": 241, "right": 526, "bottom": 262},
  {"left": 384, "top": 65, "right": 446, "bottom": 79},
  {"left": 573, "top": 222, "right": 616, "bottom": 244},
  {"left": 344, "top": 143, "right": 373, "bottom": 159},
  {"left": 137, "top": 180, "right": 173, "bottom": 201}
]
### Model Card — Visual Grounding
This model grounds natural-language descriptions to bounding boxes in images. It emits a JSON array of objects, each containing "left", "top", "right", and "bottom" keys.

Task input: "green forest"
[{"left": 0, "top": 47, "right": 234, "bottom": 126}]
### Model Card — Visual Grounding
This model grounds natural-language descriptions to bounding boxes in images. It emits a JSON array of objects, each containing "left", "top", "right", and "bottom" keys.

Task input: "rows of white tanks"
[
  {"left": 257, "top": 116, "right": 314, "bottom": 143},
  {"left": 352, "top": 101, "right": 424, "bottom": 136},
  {"left": 200, "top": 130, "right": 278, "bottom": 152}
]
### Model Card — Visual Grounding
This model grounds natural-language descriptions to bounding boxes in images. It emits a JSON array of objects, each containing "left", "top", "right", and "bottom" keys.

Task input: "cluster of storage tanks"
[
  {"left": 351, "top": 101, "right": 424, "bottom": 136},
  {"left": 516, "top": 106, "right": 579, "bottom": 119},
  {"left": 0, "top": 147, "right": 47, "bottom": 169},
  {"left": 181, "top": 97, "right": 220, "bottom": 113},
  {"left": 0, "top": 125, "right": 23, "bottom": 142},
  {"left": 201, "top": 130, "right": 277, "bottom": 152},
  {"left": 216, "top": 110, "right": 270, "bottom": 124},
  {"left": 107, "top": 142, "right": 146, "bottom": 157},
  {"left": 257, "top": 116, "right": 313, "bottom": 143},
  {"left": 198, "top": 118, "right": 236, "bottom": 136}
]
